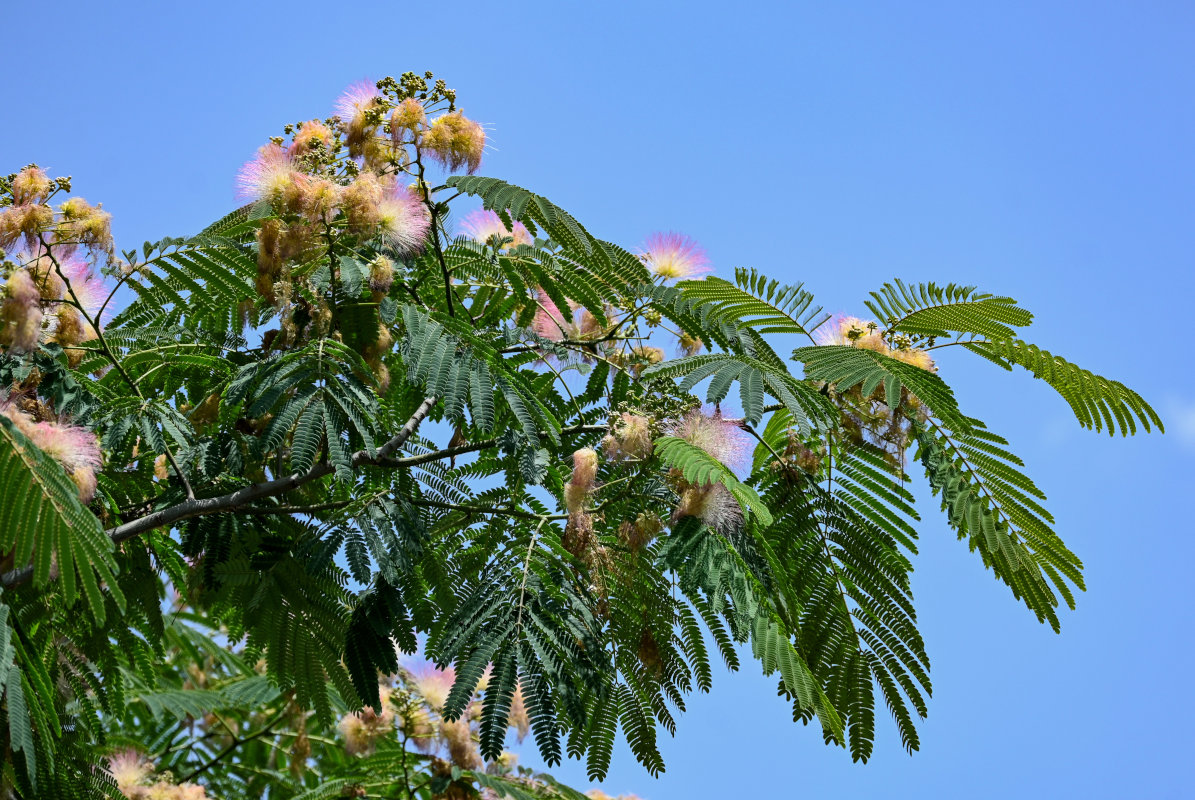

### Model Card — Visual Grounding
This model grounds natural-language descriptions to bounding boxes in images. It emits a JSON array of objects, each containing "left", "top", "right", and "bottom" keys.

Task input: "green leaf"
[
  {"left": 0, "top": 416, "right": 122, "bottom": 621},
  {"left": 654, "top": 436, "right": 773, "bottom": 526}
]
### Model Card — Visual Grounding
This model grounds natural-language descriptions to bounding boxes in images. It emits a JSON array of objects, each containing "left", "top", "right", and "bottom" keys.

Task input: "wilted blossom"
[
  {"left": 667, "top": 408, "right": 751, "bottom": 472},
  {"left": 640, "top": 232, "right": 710, "bottom": 280},
  {"left": 461, "top": 209, "right": 531, "bottom": 248},
  {"left": 423, "top": 110, "right": 486, "bottom": 173},
  {"left": 440, "top": 717, "right": 483, "bottom": 770},
  {"left": 0, "top": 202, "right": 53, "bottom": 251},
  {"left": 0, "top": 269, "right": 42, "bottom": 353},
  {"left": 368, "top": 255, "right": 395, "bottom": 296},
  {"left": 602, "top": 412, "right": 653, "bottom": 461},
  {"left": 676, "top": 331, "right": 703, "bottom": 358},
  {"left": 11, "top": 165, "right": 53, "bottom": 205},
  {"left": 390, "top": 98, "right": 427, "bottom": 140},
  {"left": 58, "top": 196, "right": 114, "bottom": 256}
]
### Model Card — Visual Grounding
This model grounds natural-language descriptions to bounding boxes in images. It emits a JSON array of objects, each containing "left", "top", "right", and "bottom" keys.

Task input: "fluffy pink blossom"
[
  {"left": 1, "top": 270, "right": 42, "bottom": 353},
  {"left": 406, "top": 661, "right": 456, "bottom": 712},
  {"left": 235, "top": 143, "right": 297, "bottom": 204},
  {"left": 335, "top": 80, "right": 383, "bottom": 121},
  {"left": 461, "top": 209, "right": 531, "bottom": 248},
  {"left": 0, "top": 405, "right": 103, "bottom": 502},
  {"left": 531, "top": 289, "right": 573, "bottom": 342},
  {"left": 640, "top": 232, "right": 710, "bottom": 280},
  {"left": 61, "top": 254, "right": 107, "bottom": 325},
  {"left": 375, "top": 183, "right": 431, "bottom": 254},
  {"left": 107, "top": 749, "right": 150, "bottom": 793},
  {"left": 667, "top": 408, "right": 751, "bottom": 471}
]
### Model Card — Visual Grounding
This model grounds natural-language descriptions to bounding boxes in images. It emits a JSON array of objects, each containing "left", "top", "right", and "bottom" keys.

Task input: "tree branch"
[{"left": 0, "top": 396, "right": 440, "bottom": 589}]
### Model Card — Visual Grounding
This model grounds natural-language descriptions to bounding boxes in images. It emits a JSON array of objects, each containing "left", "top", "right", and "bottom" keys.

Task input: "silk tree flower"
[
  {"left": 602, "top": 412, "right": 653, "bottom": 461},
  {"left": 640, "top": 232, "right": 710, "bottom": 280},
  {"left": 375, "top": 182, "right": 430, "bottom": 254},
  {"left": 337, "top": 684, "right": 396, "bottom": 756},
  {"left": 235, "top": 143, "right": 300, "bottom": 207},
  {"left": 1, "top": 269, "right": 42, "bottom": 353},
  {"left": 58, "top": 196, "right": 114, "bottom": 257},
  {"left": 667, "top": 408, "right": 751, "bottom": 471},
  {"left": 440, "top": 717, "right": 483, "bottom": 769},
  {"left": 406, "top": 662, "right": 456, "bottom": 712},
  {"left": 0, "top": 203, "right": 53, "bottom": 251},
  {"left": 390, "top": 98, "right": 427, "bottom": 141},
  {"left": 423, "top": 110, "right": 486, "bottom": 173},
  {"left": 10, "top": 165, "right": 53, "bottom": 205},
  {"left": 531, "top": 290, "right": 573, "bottom": 342},
  {"left": 335, "top": 80, "right": 385, "bottom": 156},
  {"left": 677, "top": 331, "right": 704, "bottom": 357},
  {"left": 461, "top": 209, "right": 531, "bottom": 248},
  {"left": 340, "top": 174, "right": 429, "bottom": 254},
  {"left": 288, "top": 119, "right": 335, "bottom": 155},
  {"left": 508, "top": 682, "right": 530, "bottom": 741},
  {"left": 60, "top": 255, "right": 105, "bottom": 315},
  {"left": 0, "top": 397, "right": 101, "bottom": 502},
  {"left": 816, "top": 314, "right": 936, "bottom": 372},
  {"left": 106, "top": 750, "right": 151, "bottom": 795}
]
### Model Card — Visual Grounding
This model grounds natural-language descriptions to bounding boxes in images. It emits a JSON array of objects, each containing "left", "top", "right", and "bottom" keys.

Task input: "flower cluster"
[
  {"left": 815, "top": 315, "right": 936, "bottom": 464},
  {"left": 1, "top": 167, "right": 114, "bottom": 367},
  {"left": 816, "top": 315, "right": 936, "bottom": 372},
  {"left": 107, "top": 750, "right": 211, "bottom": 800},
  {"left": 0, "top": 394, "right": 101, "bottom": 502},
  {"left": 331, "top": 658, "right": 531, "bottom": 779},
  {"left": 338, "top": 684, "right": 397, "bottom": 756},
  {"left": 602, "top": 412, "right": 653, "bottom": 461},
  {"left": 665, "top": 409, "right": 753, "bottom": 534}
]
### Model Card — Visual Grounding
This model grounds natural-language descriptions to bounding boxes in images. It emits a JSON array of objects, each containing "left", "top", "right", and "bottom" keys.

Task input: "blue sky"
[{"left": 5, "top": 1, "right": 1193, "bottom": 797}]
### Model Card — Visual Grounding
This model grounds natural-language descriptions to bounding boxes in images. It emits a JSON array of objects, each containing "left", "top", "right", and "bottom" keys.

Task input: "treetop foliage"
[{"left": 0, "top": 71, "right": 1161, "bottom": 798}]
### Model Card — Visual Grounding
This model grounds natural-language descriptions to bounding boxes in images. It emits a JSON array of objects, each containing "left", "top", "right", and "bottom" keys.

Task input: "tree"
[{"left": 0, "top": 71, "right": 1162, "bottom": 798}]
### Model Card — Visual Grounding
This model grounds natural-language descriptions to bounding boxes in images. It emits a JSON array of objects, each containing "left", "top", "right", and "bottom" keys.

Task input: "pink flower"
[
  {"left": 667, "top": 408, "right": 751, "bottom": 472},
  {"left": 335, "top": 80, "right": 383, "bottom": 121},
  {"left": 61, "top": 254, "right": 108, "bottom": 326},
  {"left": 1, "top": 270, "right": 42, "bottom": 353},
  {"left": 235, "top": 143, "right": 297, "bottom": 204},
  {"left": 5, "top": 413, "right": 103, "bottom": 502},
  {"left": 406, "top": 661, "right": 456, "bottom": 712},
  {"left": 640, "top": 232, "right": 710, "bottom": 280},
  {"left": 375, "top": 183, "right": 430, "bottom": 254},
  {"left": 531, "top": 289, "right": 573, "bottom": 342},
  {"left": 107, "top": 749, "right": 151, "bottom": 793},
  {"left": 461, "top": 209, "right": 531, "bottom": 248}
]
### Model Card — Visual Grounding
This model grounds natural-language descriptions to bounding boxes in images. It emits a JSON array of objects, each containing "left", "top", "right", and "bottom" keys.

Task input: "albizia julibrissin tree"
[{"left": 0, "top": 72, "right": 1163, "bottom": 798}]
